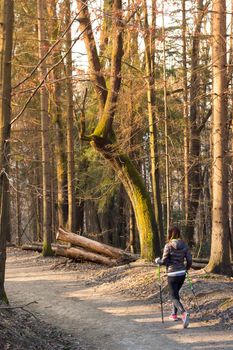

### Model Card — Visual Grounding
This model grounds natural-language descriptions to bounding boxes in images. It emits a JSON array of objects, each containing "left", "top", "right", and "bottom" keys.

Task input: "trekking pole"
[
  {"left": 157, "top": 264, "right": 164, "bottom": 323},
  {"left": 186, "top": 272, "right": 201, "bottom": 315}
]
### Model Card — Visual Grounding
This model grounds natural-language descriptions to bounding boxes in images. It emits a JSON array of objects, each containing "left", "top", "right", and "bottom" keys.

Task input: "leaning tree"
[{"left": 76, "top": 0, "right": 160, "bottom": 259}]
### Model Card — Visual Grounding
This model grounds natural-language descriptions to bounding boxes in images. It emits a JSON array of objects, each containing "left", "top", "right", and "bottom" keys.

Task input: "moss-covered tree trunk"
[
  {"left": 129, "top": 202, "right": 136, "bottom": 253},
  {"left": 0, "top": 0, "right": 13, "bottom": 303},
  {"left": 92, "top": 143, "right": 159, "bottom": 258},
  {"left": 77, "top": 0, "right": 160, "bottom": 259}
]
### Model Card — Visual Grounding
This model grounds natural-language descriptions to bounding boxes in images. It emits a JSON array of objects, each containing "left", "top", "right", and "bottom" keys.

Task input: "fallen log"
[
  {"left": 193, "top": 258, "right": 233, "bottom": 266},
  {"left": 22, "top": 243, "right": 43, "bottom": 252},
  {"left": 193, "top": 258, "right": 209, "bottom": 264},
  {"left": 22, "top": 243, "right": 117, "bottom": 266},
  {"left": 53, "top": 246, "right": 117, "bottom": 266},
  {"left": 21, "top": 242, "right": 68, "bottom": 253},
  {"left": 56, "top": 227, "right": 136, "bottom": 262}
]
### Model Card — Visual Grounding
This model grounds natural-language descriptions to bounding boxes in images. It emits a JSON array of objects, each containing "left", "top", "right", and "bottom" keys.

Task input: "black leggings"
[{"left": 167, "top": 274, "right": 186, "bottom": 315}]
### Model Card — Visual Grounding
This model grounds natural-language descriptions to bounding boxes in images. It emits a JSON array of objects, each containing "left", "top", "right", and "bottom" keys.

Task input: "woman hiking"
[{"left": 155, "top": 226, "right": 192, "bottom": 328}]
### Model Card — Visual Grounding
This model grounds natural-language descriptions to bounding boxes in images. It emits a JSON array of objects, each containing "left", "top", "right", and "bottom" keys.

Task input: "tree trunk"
[
  {"left": 116, "top": 184, "right": 126, "bottom": 248},
  {"left": 33, "top": 161, "right": 43, "bottom": 241},
  {"left": 75, "top": 89, "right": 87, "bottom": 234},
  {"left": 184, "top": 0, "right": 204, "bottom": 245},
  {"left": 77, "top": 0, "right": 160, "bottom": 260},
  {"left": 31, "top": 191, "right": 39, "bottom": 243},
  {"left": 93, "top": 146, "right": 159, "bottom": 259},
  {"left": 205, "top": 0, "right": 232, "bottom": 275},
  {"left": 143, "top": 0, "right": 164, "bottom": 247},
  {"left": 162, "top": 2, "right": 171, "bottom": 231},
  {"left": 76, "top": 0, "right": 107, "bottom": 113},
  {"left": 65, "top": 0, "right": 76, "bottom": 233},
  {"left": 48, "top": 0, "right": 68, "bottom": 228},
  {"left": 129, "top": 202, "right": 136, "bottom": 254},
  {"left": 182, "top": 0, "right": 189, "bottom": 226},
  {"left": 99, "top": 0, "right": 111, "bottom": 60},
  {"left": 84, "top": 200, "right": 102, "bottom": 241},
  {"left": 230, "top": 0, "right": 233, "bottom": 262},
  {"left": 0, "top": 0, "right": 13, "bottom": 302},
  {"left": 16, "top": 161, "right": 21, "bottom": 246},
  {"left": 37, "top": 0, "right": 53, "bottom": 256}
]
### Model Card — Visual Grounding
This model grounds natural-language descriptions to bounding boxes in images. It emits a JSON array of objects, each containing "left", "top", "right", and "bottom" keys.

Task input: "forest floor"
[{"left": 1, "top": 247, "right": 233, "bottom": 350}]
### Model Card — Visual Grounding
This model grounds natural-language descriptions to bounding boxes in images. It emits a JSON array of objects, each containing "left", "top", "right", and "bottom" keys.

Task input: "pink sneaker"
[
  {"left": 169, "top": 314, "right": 178, "bottom": 321},
  {"left": 182, "top": 312, "right": 190, "bottom": 328}
]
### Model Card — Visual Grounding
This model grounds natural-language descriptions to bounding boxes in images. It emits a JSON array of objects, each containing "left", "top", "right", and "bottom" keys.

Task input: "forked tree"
[{"left": 76, "top": 0, "right": 160, "bottom": 259}]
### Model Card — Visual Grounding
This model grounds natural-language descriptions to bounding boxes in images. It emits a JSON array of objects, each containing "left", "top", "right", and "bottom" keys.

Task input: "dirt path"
[{"left": 5, "top": 250, "right": 233, "bottom": 350}]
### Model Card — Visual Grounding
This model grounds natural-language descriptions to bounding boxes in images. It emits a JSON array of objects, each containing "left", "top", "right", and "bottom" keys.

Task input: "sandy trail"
[{"left": 5, "top": 251, "right": 233, "bottom": 350}]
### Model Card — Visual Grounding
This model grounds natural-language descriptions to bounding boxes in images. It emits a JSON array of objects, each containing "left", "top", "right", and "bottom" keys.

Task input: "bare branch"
[
  {"left": 13, "top": 6, "right": 85, "bottom": 90},
  {"left": 77, "top": 0, "right": 107, "bottom": 111},
  {"left": 10, "top": 25, "right": 89, "bottom": 126},
  {"left": 93, "top": 0, "right": 124, "bottom": 139}
]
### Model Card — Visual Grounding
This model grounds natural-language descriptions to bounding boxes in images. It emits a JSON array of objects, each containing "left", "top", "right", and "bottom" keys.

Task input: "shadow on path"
[{"left": 5, "top": 255, "right": 233, "bottom": 350}]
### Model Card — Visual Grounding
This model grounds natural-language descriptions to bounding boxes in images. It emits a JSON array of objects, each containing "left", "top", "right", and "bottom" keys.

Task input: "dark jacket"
[{"left": 158, "top": 239, "right": 192, "bottom": 273}]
